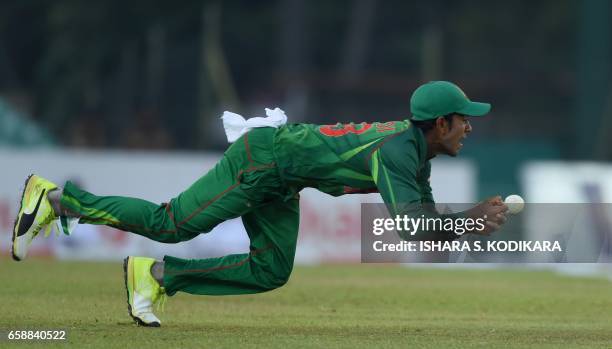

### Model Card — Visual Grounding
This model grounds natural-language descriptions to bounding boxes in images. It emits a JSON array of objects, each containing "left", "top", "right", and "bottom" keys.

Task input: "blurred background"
[{"left": 1, "top": 0, "right": 612, "bottom": 265}]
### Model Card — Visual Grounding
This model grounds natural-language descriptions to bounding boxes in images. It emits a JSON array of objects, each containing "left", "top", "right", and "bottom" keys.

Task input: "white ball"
[{"left": 504, "top": 194, "right": 525, "bottom": 214}]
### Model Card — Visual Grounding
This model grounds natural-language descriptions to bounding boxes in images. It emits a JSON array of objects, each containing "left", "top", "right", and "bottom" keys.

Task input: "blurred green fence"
[{"left": 0, "top": 98, "right": 55, "bottom": 147}]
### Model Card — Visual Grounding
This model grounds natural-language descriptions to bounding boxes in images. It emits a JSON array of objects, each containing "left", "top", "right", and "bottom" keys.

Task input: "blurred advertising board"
[{"left": 521, "top": 162, "right": 612, "bottom": 274}]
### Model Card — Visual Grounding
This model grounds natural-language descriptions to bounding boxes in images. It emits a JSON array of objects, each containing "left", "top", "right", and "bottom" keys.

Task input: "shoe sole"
[
  {"left": 123, "top": 257, "right": 160, "bottom": 328},
  {"left": 11, "top": 174, "right": 34, "bottom": 261}
]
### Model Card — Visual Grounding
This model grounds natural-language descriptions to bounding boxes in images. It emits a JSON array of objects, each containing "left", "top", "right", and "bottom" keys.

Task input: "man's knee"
[
  {"left": 269, "top": 269, "right": 291, "bottom": 289},
  {"left": 154, "top": 203, "right": 200, "bottom": 243},
  {"left": 254, "top": 264, "right": 293, "bottom": 291}
]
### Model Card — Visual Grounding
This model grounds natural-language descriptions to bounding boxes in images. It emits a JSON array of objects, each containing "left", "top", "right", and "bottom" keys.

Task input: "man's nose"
[{"left": 465, "top": 121, "right": 472, "bottom": 133}]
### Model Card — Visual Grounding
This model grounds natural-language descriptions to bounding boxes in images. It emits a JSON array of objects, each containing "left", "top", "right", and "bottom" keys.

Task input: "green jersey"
[{"left": 273, "top": 120, "right": 434, "bottom": 214}]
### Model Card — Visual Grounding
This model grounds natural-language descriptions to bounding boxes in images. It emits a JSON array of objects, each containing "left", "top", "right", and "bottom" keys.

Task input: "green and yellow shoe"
[
  {"left": 123, "top": 256, "right": 167, "bottom": 327},
  {"left": 12, "top": 174, "right": 58, "bottom": 261}
]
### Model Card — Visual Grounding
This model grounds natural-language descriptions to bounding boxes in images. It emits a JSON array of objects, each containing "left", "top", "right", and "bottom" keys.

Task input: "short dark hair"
[{"left": 411, "top": 113, "right": 455, "bottom": 133}]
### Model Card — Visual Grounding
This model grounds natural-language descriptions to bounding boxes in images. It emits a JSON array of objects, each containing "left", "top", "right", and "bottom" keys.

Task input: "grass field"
[{"left": 2, "top": 260, "right": 612, "bottom": 348}]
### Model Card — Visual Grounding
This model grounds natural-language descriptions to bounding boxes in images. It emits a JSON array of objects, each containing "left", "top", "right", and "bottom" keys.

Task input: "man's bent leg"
[
  {"left": 57, "top": 131, "right": 274, "bottom": 244},
  {"left": 162, "top": 197, "right": 300, "bottom": 296},
  {"left": 63, "top": 144, "right": 268, "bottom": 244}
]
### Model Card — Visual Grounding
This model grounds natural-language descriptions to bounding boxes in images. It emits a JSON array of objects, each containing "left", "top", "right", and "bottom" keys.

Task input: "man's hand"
[{"left": 467, "top": 196, "right": 508, "bottom": 236}]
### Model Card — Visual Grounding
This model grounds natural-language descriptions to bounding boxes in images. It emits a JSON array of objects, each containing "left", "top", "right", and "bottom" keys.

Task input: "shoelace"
[
  {"left": 41, "top": 209, "right": 59, "bottom": 237},
  {"left": 153, "top": 287, "right": 168, "bottom": 312},
  {"left": 38, "top": 212, "right": 58, "bottom": 238},
  {"left": 42, "top": 218, "right": 58, "bottom": 237}
]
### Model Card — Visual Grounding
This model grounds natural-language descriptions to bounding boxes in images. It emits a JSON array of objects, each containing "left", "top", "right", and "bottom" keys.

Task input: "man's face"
[{"left": 439, "top": 114, "right": 472, "bottom": 157}]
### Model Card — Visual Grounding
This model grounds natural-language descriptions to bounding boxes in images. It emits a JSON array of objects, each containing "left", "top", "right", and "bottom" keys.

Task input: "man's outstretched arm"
[{"left": 368, "top": 144, "right": 506, "bottom": 240}]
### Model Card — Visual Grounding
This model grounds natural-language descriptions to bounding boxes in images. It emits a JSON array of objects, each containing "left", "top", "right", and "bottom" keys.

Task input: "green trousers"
[{"left": 60, "top": 128, "right": 300, "bottom": 296}]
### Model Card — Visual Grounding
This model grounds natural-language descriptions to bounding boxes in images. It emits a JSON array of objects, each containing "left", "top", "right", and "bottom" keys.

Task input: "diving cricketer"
[{"left": 11, "top": 81, "right": 508, "bottom": 327}]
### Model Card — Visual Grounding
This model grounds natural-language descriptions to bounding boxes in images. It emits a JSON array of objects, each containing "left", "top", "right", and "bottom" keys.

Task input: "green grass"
[{"left": 2, "top": 260, "right": 612, "bottom": 348}]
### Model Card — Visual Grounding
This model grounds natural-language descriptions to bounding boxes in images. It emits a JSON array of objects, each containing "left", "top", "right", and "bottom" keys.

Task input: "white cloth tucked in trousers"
[{"left": 221, "top": 107, "right": 288, "bottom": 143}]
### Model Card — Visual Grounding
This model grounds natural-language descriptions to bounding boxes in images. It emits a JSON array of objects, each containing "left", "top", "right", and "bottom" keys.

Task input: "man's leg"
[
  {"left": 123, "top": 198, "right": 298, "bottom": 326},
  {"left": 161, "top": 197, "right": 300, "bottom": 296},
  {"left": 52, "top": 133, "right": 269, "bottom": 244}
]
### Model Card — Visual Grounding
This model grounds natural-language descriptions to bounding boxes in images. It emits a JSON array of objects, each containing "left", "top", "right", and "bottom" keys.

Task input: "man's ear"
[{"left": 434, "top": 117, "right": 449, "bottom": 135}]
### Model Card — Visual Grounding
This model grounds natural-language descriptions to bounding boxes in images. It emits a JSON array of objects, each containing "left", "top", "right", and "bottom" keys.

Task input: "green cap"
[{"left": 410, "top": 81, "right": 491, "bottom": 121}]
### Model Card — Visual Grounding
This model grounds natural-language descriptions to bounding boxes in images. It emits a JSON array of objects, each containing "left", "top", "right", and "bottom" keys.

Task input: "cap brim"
[{"left": 457, "top": 101, "right": 491, "bottom": 117}]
